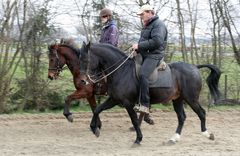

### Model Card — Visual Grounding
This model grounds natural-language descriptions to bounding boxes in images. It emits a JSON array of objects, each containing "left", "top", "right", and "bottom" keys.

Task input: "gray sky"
[{"left": 48, "top": 0, "right": 240, "bottom": 39}]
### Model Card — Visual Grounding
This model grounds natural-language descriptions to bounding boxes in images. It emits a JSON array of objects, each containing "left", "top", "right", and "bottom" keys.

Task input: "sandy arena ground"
[{"left": 0, "top": 109, "right": 240, "bottom": 156}]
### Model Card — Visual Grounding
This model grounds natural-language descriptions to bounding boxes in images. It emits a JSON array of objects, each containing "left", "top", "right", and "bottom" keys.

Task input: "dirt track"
[{"left": 0, "top": 109, "right": 240, "bottom": 156}]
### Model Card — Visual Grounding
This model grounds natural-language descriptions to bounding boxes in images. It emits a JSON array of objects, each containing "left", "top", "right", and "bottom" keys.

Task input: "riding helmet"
[{"left": 99, "top": 8, "right": 113, "bottom": 17}]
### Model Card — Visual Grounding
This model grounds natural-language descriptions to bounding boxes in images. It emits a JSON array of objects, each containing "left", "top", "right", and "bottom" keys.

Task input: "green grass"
[
  {"left": 208, "top": 104, "right": 240, "bottom": 111},
  {"left": 151, "top": 103, "right": 173, "bottom": 111},
  {"left": 2, "top": 45, "right": 239, "bottom": 114}
]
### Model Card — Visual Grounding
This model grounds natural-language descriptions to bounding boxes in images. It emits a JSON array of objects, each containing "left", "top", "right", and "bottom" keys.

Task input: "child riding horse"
[{"left": 47, "top": 40, "right": 154, "bottom": 128}]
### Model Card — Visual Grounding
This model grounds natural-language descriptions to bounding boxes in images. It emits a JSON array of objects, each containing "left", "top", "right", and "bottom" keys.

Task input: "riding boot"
[
  {"left": 134, "top": 57, "right": 160, "bottom": 114},
  {"left": 134, "top": 76, "right": 150, "bottom": 114}
]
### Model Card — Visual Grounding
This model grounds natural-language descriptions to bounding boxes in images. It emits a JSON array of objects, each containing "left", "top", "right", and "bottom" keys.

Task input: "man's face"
[{"left": 139, "top": 11, "right": 152, "bottom": 22}]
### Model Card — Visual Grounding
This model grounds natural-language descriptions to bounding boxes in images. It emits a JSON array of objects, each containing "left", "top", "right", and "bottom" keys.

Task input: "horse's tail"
[{"left": 197, "top": 64, "right": 221, "bottom": 103}]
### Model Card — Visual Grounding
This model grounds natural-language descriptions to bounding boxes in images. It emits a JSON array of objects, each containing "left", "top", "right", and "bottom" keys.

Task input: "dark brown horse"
[
  {"left": 47, "top": 41, "right": 153, "bottom": 127},
  {"left": 79, "top": 42, "right": 221, "bottom": 145}
]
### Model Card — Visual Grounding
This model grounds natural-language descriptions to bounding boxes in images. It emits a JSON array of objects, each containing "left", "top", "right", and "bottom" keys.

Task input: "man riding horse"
[
  {"left": 99, "top": 7, "right": 154, "bottom": 124},
  {"left": 132, "top": 4, "right": 168, "bottom": 114}
]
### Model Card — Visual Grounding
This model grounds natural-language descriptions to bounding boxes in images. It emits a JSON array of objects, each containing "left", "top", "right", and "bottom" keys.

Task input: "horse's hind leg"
[
  {"left": 186, "top": 99, "right": 214, "bottom": 140},
  {"left": 169, "top": 97, "right": 186, "bottom": 144}
]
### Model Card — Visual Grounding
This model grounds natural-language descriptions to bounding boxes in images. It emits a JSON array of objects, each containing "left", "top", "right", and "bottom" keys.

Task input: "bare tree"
[
  {"left": 0, "top": 0, "right": 56, "bottom": 113},
  {"left": 187, "top": 0, "right": 199, "bottom": 64},
  {"left": 216, "top": 0, "right": 240, "bottom": 65},
  {"left": 0, "top": 0, "right": 18, "bottom": 112},
  {"left": 209, "top": 0, "right": 220, "bottom": 65},
  {"left": 176, "top": 0, "right": 188, "bottom": 62}
]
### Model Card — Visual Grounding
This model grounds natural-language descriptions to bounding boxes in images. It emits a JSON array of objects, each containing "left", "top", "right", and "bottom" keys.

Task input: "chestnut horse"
[
  {"left": 79, "top": 42, "right": 221, "bottom": 145},
  {"left": 47, "top": 42, "right": 153, "bottom": 127},
  {"left": 47, "top": 42, "right": 106, "bottom": 128}
]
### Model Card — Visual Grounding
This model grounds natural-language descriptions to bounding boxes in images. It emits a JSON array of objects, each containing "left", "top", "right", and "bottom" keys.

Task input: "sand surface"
[{"left": 0, "top": 109, "right": 240, "bottom": 156}]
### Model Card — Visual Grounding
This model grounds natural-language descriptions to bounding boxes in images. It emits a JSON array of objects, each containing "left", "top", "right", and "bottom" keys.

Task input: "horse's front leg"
[
  {"left": 63, "top": 90, "right": 86, "bottom": 122},
  {"left": 126, "top": 105, "right": 143, "bottom": 145},
  {"left": 87, "top": 96, "right": 102, "bottom": 129},
  {"left": 90, "top": 97, "right": 117, "bottom": 137},
  {"left": 63, "top": 94, "right": 74, "bottom": 122}
]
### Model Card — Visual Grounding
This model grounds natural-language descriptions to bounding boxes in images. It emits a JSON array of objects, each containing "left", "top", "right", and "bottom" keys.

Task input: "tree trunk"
[
  {"left": 176, "top": 0, "right": 187, "bottom": 62},
  {"left": 187, "top": 0, "right": 199, "bottom": 64},
  {"left": 216, "top": 0, "right": 240, "bottom": 65}
]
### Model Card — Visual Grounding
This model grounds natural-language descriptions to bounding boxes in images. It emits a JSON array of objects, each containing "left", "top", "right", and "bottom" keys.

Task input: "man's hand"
[{"left": 132, "top": 43, "right": 138, "bottom": 52}]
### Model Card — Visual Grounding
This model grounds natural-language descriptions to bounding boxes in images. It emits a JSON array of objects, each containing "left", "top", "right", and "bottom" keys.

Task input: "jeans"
[{"left": 139, "top": 57, "right": 161, "bottom": 107}]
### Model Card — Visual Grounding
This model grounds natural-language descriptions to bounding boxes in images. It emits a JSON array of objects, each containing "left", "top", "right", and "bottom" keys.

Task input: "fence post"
[{"left": 224, "top": 75, "right": 227, "bottom": 99}]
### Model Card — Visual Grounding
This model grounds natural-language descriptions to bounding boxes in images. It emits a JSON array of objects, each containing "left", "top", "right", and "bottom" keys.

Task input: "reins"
[
  {"left": 86, "top": 46, "right": 132, "bottom": 78},
  {"left": 87, "top": 50, "right": 135, "bottom": 83}
]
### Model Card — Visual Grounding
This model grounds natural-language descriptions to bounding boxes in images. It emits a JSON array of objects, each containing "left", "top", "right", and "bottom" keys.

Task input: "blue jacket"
[{"left": 99, "top": 20, "right": 119, "bottom": 47}]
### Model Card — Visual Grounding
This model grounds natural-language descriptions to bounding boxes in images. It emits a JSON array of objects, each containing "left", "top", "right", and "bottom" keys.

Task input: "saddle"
[{"left": 134, "top": 54, "right": 172, "bottom": 88}]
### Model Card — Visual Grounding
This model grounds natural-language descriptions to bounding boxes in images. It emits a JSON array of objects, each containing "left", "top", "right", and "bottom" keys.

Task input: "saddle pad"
[
  {"left": 149, "top": 65, "right": 172, "bottom": 88},
  {"left": 134, "top": 54, "right": 173, "bottom": 88}
]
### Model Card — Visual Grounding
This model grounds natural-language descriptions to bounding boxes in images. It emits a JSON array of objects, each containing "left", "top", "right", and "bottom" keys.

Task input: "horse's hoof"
[
  {"left": 94, "top": 128, "right": 100, "bottom": 137},
  {"left": 133, "top": 139, "right": 141, "bottom": 145},
  {"left": 97, "top": 121, "right": 102, "bottom": 129},
  {"left": 129, "top": 127, "right": 135, "bottom": 131},
  {"left": 64, "top": 113, "right": 73, "bottom": 122},
  {"left": 209, "top": 133, "right": 215, "bottom": 140},
  {"left": 131, "top": 142, "right": 141, "bottom": 148},
  {"left": 202, "top": 130, "right": 214, "bottom": 140},
  {"left": 163, "top": 140, "right": 176, "bottom": 146},
  {"left": 67, "top": 114, "right": 73, "bottom": 122},
  {"left": 168, "top": 140, "right": 176, "bottom": 145}
]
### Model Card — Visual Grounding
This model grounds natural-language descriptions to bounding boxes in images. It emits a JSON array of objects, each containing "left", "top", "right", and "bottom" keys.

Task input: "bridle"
[{"left": 48, "top": 47, "right": 64, "bottom": 73}]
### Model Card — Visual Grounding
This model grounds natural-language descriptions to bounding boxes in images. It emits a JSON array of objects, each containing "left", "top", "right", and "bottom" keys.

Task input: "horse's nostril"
[{"left": 48, "top": 75, "right": 53, "bottom": 80}]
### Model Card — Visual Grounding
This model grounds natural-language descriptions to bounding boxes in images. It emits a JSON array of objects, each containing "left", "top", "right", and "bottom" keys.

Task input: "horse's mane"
[
  {"left": 59, "top": 38, "right": 81, "bottom": 57},
  {"left": 59, "top": 44, "right": 81, "bottom": 58},
  {"left": 91, "top": 43, "right": 128, "bottom": 58},
  {"left": 48, "top": 42, "right": 80, "bottom": 57}
]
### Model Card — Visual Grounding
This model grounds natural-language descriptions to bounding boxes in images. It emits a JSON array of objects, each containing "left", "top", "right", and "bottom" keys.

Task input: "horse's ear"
[
  {"left": 60, "top": 38, "right": 63, "bottom": 44},
  {"left": 86, "top": 41, "right": 91, "bottom": 48},
  {"left": 82, "top": 41, "right": 91, "bottom": 49},
  {"left": 47, "top": 44, "right": 50, "bottom": 50}
]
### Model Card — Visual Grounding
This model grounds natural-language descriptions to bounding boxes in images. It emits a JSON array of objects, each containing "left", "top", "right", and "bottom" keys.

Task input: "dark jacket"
[
  {"left": 138, "top": 16, "right": 168, "bottom": 59},
  {"left": 99, "top": 20, "right": 119, "bottom": 47}
]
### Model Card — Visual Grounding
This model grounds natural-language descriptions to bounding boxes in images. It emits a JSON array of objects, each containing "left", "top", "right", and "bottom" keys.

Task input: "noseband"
[{"left": 48, "top": 48, "right": 63, "bottom": 73}]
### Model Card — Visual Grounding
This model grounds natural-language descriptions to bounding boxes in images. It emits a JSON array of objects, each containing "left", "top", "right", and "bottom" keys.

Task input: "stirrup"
[{"left": 134, "top": 104, "right": 149, "bottom": 114}]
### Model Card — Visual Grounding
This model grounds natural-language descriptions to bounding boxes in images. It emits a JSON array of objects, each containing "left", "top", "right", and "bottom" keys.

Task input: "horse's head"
[
  {"left": 47, "top": 43, "right": 66, "bottom": 80},
  {"left": 79, "top": 42, "right": 101, "bottom": 77},
  {"left": 80, "top": 42, "right": 129, "bottom": 83}
]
